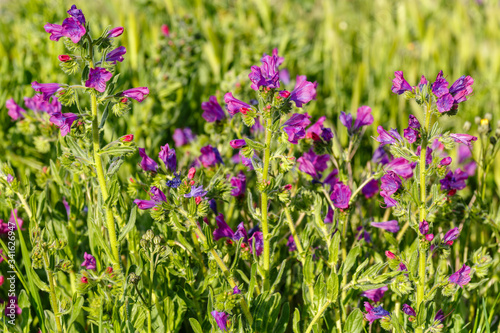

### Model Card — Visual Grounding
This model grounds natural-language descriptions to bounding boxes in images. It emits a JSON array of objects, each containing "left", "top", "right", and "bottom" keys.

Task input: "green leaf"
[
  {"left": 326, "top": 273, "right": 339, "bottom": 302},
  {"left": 68, "top": 297, "right": 84, "bottom": 329},
  {"left": 344, "top": 309, "right": 364, "bottom": 333},
  {"left": 328, "top": 232, "right": 340, "bottom": 266},
  {"left": 99, "top": 102, "right": 111, "bottom": 129},
  {"left": 65, "top": 136, "right": 91, "bottom": 164},
  {"left": 384, "top": 232, "right": 398, "bottom": 248},
  {"left": 273, "top": 302, "right": 290, "bottom": 333},
  {"left": 342, "top": 246, "right": 361, "bottom": 276},
  {"left": 119, "top": 206, "right": 137, "bottom": 242},
  {"left": 292, "top": 308, "right": 301, "bottom": 333},
  {"left": 189, "top": 318, "right": 203, "bottom": 333}
]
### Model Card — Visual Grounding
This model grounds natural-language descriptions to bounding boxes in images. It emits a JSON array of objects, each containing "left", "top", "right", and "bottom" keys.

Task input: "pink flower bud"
[
  {"left": 161, "top": 24, "right": 170, "bottom": 37},
  {"left": 188, "top": 167, "right": 196, "bottom": 179},
  {"left": 0, "top": 276, "right": 4, "bottom": 286},
  {"left": 108, "top": 27, "right": 124, "bottom": 38},
  {"left": 280, "top": 90, "right": 291, "bottom": 98},
  {"left": 195, "top": 196, "right": 202, "bottom": 205},
  {"left": 120, "top": 97, "right": 129, "bottom": 103},
  {"left": 58, "top": 55, "right": 72, "bottom": 62},
  {"left": 106, "top": 267, "right": 113, "bottom": 274},
  {"left": 121, "top": 134, "right": 134, "bottom": 142},
  {"left": 385, "top": 251, "right": 396, "bottom": 259},
  {"left": 425, "top": 234, "right": 434, "bottom": 242},
  {"left": 190, "top": 180, "right": 195, "bottom": 185},
  {"left": 283, "top": 184, "right": 292, "bottom": 190},
  {"left": 81, "top": 277, "right": 88, "bottom": 284}
]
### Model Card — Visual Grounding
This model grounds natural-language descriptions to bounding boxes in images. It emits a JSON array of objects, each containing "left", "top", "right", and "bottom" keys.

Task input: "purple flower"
[
  {"left": 353, "top": 106, "right": 374, "bottom": 132},
  {"left": 121, "top": 87, "right": 150, "bottom": 102},
  {"left": 371, "top": 220, "right": 400, "bottom": 233},
  {"left": 364, "top": 302, "right": 390, "bottom": 322},
  {"left": 249, "top": 54, "right": 280, "bottom": 90},
  {"left": 362, "top": 179, "right": 379, "bottom": 199},
  {"left": 458, "top": 145, "right": 472, "bottom": 163},
  {"left": 324, "top": 208, "right": 334, "bottom": 224},
  {"left": 24, "top": 94, "right": 61, "bottom": 114},
  {"left": 419, "top": 220, "right": 429, "bottom": 235},
  {"left": 443, "top": 227, "right": 460, "bottom": 245},
  {"left": 230, "top": 171, "right": 246, "bottom": 197},
  {"left": 209, "top": 199, "right": 218, "bottom": 214},
  {"left": 85, "top": 67, "right": 113, "bottom": 93},
  {"left": 391, "top": 71, "right": 412, "bottom": 94},
  {"left": 464, "top": 161, "right": 477, "bottom": 176},
  {"left": 287, "top": 235, "right": 297, "bottom": 252},
  {"left": 224, "top": 92, "right": 253, "bottom": 115},
  {"left": 62, "top": 197, "right": 71, "bottom": 220},
  {"left": 437, "top": 93, "right": 454, "bottom": 113},
  {"left": 339, "top": 112, "right": 353, "bottom": 132},
  {"left": 330, "top": 183, "right": 351, "bottom": 209},
  {"left": 356, "top": 226, "right": 372, "bottom": 243},
  {"left": 106, "top": 46, "right": 126, "bottom": 64},
  {"left": 32, "top": 81, "right": 62, "bottom": 101},
  {"left": 380, "top": 192, "right": 398, "bottom": 208},
  {"left": 449, "top": 75, "right": 474, "bottom": 103},
  {"left": 360, "top": 286, "right": 388, "bottom": 303},
  {"left": 61, "top": 17, "right": 86, "bottom": 43},
  {"left": 44, "top": 23, "right": 65, "bottom": 41},
  {"left": 234, "top": 223, "right": 248, "bottom": 242},
  {"left": 81, "top": 252, "right": 97, "bottom": 270},
  {"left": 297, "top": 149, "right": 329, "bottom": 179},
  {"left": 402, "top": 304, "right": 416, "bottom": 317},
  {"left": 1, "top": 296, "right": 22, "bottom": 317},
  {"left": 6, "top": 174, "right": 14, "bottom": 183},
  {"left": 385, "top": 157, "right": 413, "bottom": 179},
  {"left": 250, "top": 231, "right": 263, "bottom": 256},
  {"left": 159, "top": 144, "right": 176, "bottom": 172},
  {"left": 138, "top": 148, "right": 158, "bottom": 172},
  {"left": 202, "top": 96, "right": 226, "bottom": 122},
  {"left": 6, "top": 99, "right": 25, "bottom": 121},
  {"left": 134, "top": 199, "right": 157, "bottom": 210},
  {"left": 230, "top": 139, "right": 247, "bottom": 149},
  {"left": 213, "top": 214, "right": 235, "bottom": 241},
  {"left": 399, "top": 263, "right": 408, "bottom": 271},
  {"left": 185, "top": 185, "right": 208, "bottom": 198},
  {"left": 404, "top": 128, "right": 418, "bottom": 144},
  {"left": 440, "top": 156, "right": 452, "bottom": 166},
  {"left": 166, "top": 175, "right": 181, "bottom": 189},
  {"left": 306, "top": 116, "right": 326, "bottom": 140},
  {"left": 263, "top": 48, "right": 284, "bottom": 67},
  {"left": 449, "top": 133, "right": 477, "bottom": 147},
  {"left": 416, "top": 146, "right": 433, "bottom": 165},
  {"left": 449, "top": 264, "right": 471, "bottom": 287},
  {"left": 440, "top": 169, "right": 468, "bottom": 192},
  {"left": 374, "top": 126, "right": 400, "bottom": 146},
  {"left": 200, "top": 145, "right": 223, "bottom": 168},
  {"left": 283, "top": 113, "right": 311, "bottom": 144},
  {"left": 321, "top": 128, "right": 333, "bottom": 142},
  {"left": 431, "top": 71, "right": 449, "bottom": 98},
  {"left": 372, "top": 146, "right": 390, "bottom": 165},
  {"left": 289, "top": 76, "right": 316, "bottom": 107},
  {"left": 67, "top": 5, "right": 86, "bottom": 25},
  {"left": 279, "top": 68, "right": 290, "bottom": 85},
  {"left": 408, "top": 115, "right": 421, "bottom": 129},
  {"left": 211, "top": 311, "right": 229, "bottom": 331},
  {"left": 107, "top": 27, "right": 124, "bottom": 38},
  {"left": 233, "top": 286, "right": 242, "bottom": 294},
  {"left": 150, "top": 186, "right": 167, "bottom": 203},
  {"left": 173, "top": 128, "right": 195, "bottom": 147},
  {"left": 49, "top": 112, "right": 79, "bottom": 136},
  {"left": 434, "top": 310, "right": 445, "bottom": 323}
]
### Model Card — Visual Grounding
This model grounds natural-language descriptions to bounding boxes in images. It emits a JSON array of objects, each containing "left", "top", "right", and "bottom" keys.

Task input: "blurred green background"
[{"left": 1, "top": 0, "right": 499, "bottom": 194}]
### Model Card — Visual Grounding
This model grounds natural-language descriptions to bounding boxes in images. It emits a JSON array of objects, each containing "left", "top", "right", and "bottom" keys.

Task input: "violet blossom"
[
  {"left": 211, "top": 311, "right": 229, "bottom": 331},
  {"left": 230, "top": 171, "right": 246, "bottom": 197},
  {"left": 402, "top": 304, "right": 416, "bottom": 317},
  {"left": 121, "top": 87, "right": 150, "bottom": 102},
  {"left": 297, "top": 149, "right": 329, "bottom": 179},
  {"left": 287, "top": 235, "right": 297, "bottom": 252},
  {"left": 371, "top": 220, "right": 400, "bottom": 233},
  {"left": 440, "top": 169, "right": 468, "bottom": 194},
  {"left": 443, "top": 227, "right": 460, "bottom": 245},
  {"left": 249, "top": 54, "right": 280, "bottom": 90},
  {"left": 6, "top": 99, "right": 25, "bottom": 121},
  {"left": 32, "top": 81, "right": 62, "bottom": 101},
  {"left": 448, "top": 264, "right": 471, "bottom": 287},
  {"left": 173, "top": 128, "right": 195, "bottom": 147},
  {"left": 81, "top": 252, "right": 97, "bottom": 270},
  {"left": 449, "top": 133, "right": 477, "bottom": 147},
  {"left": 49, "top": 112, "right": 79, "bottom": 137},
  {"left": 138, "top": 148, "right": 158, "bottom": 172},
  {"left": 340, "top": 106, "right": 373, "bottom": 134},
  {"left": 184, "top": 185, "right": 208, "bottom": 198},
  {"left": 330, "top": 183, "right": 351, "bottom": 210},
  {"left": 385, "top": 157, "right": 413, "bottom": 179},
  {"left": 282, "top": 113, "right": 311, "bottom": 144},
  {"left": 107, "top": 27, "right": 124, "bottom": 38},
  {"left": 159, "top": 143, "right": 177, "bottom": 172},
  {"left": 391, "top": 71, "right": 412, "bottom": 95},
  {"left": 360, "top": 286, "right": 388, "bottom": 303},
  {"left": 224, "top": 92, "right": 254, "bottom": 116},
  {"left": 85, "top": 67, "right": 113, "bottom": 93},
  {"left": 287, "top": 75, "right": 316, "bottom": 107},
  {"left": 364, "top": 302, "right": 390, "bottom": 322},
  {"left": 202, "top": 96, "right": 226, "bottom": 122},
  {"left": 106, "top": 46, "right": 126, "bottom": 64},
  {"left": 361, "top": 179, "right": 379, "bottom": 199},
  {"left": 199, "top": 145, "right": 223, "bottom": 168},
  {"left": 230, "top": 139, "right": 246, "bottom": 149}
]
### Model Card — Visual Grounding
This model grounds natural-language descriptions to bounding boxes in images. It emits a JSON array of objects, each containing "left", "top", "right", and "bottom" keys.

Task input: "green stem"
[
  {"left": 348, "top": 175, "right": 375, "bottom": 205},
  {"left": 416, "top": 106, "right": 431, "bottom": 333},
  {"left": 179, "top": 210, "right": 254, "bottom": 325},
  {"left": 284, "top": 207, "right": 304, "bottom": 262},
  {"left": 261, "top": 118, "right": 273, "bottom": 290},
  {"left": 148, "top": 254, "right": 155, "bottom": 333},
  {"left": 305, "top": 300, "right": 332, "bottom": 333},
  {"left": 44, "top": 256, "right": 62, "bottom": 333}
]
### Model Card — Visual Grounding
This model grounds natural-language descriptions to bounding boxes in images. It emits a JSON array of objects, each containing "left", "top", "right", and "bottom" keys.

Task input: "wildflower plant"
[{"left": 0, "top": 4, "right": 497, "bottom": 333}]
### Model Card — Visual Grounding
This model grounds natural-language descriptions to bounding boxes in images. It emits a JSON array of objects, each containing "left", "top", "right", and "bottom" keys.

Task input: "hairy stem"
[
  {"left": 44, "top": 255, "right": 62, "bottom": 333},
  {"left": 305, "top": 301, "right": 332, "bottom": 333},
  {"left": 261, "top": 118, "right": 273, "bottom": 290},
  {"left": 284, "top": 207, "right": 305, "bottom": 262}
]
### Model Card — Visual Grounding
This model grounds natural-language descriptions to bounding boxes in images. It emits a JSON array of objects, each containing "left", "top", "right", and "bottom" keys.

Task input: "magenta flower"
[
  {"left": 121, "top": 87, "right": 150, "bottom": 102},
  {"left": 202, "top": 96, "right": 226, "bottom": 122},
  {"left": 283, "top": 113, "right": 311, "bottom": 144},
  {"left": 385, "top": 157, "right": 413, "bottom": 179},
  {"left": 85, "top": 67, "right": 113, "bottom": 93},
  {"left": 339, "top": 112, "right": 353, "bottom": 132},
  {"left": 61, "top": 17, "right": 86, "bottom": 43},
  {"left": 32, "top": 81, "right": 62, "bottom": 101},
  {"left": 440, "top": 156, "right": 452, "bottom": 166},
  {"left": 159, "top": 144, "right": 176, "bottom": 172},
  {"left": 306, "top": 116, "right": 326, "bottom": 140},
  {"left": 24, "top": 94, "right": 61, "bottom": 114},
  {"left": 173, "top": 128, "right": 195, "bottom": 147},
  {"left": 449, "top": 264, "right": 471, "bottom": 287},
  {"left": 6, "top": 99, "right": 25, "bottom": 121},
  {"left": 360, "top": 286, "right": 388, "bottom": 303},
  {"left": 323, "top": 170, "right": 339, "bottom": 188},
  {"left": 371, "top": 220, "right": 400, "bottom": 233},
  {"left": 364, "top": 302, "right": 390, "bottom": 322},
  {"left": 440, "top": 169, "right": 468, "bottom": 193},
  {"left": 185, "top": 185, "right": 207, "bottom": 198},
  {"left": 287, "top": 235, "right": 297, "bottom": 252},
  {"left": 106, "top": 46, "right": 126, "bottom": 64},
  {"left": 362, "top": 179, "right": 379, "bottom": 199},
  {"left": 391, "top": 71, "right": 412, "bottom": 95},
  {"left": 431, "top": 71, "right": 449, "bottom": 98},
  {"left": 230, "top": 139, "right": 246, "bottom": 149},
  {"left": 449, "top": 133, "right": 477, "bottom": 147},
  {"left": 356, "top": 226, "right": 372, "bottom": 243},
  {"left": 449, "top": 75, "right": 474, "bottom": 103},
  {"left": 443, "top": 227, "right": 460, "bottom": 245},
  {"left": 289, "top": 76, "right": 316, "bottom": 107},
  {"left": 211, "top": 311, "right": 229, "bottom": 331},
  {"left": 49, "top": 112, "right": 79, "bottom": 136},
  {"left": 341, "top": 106, "right": 374, "bottom": 134},
  {"left": 134, "top": 199, "right": 157, "bottom": 210},
  {"left": 402, "top": 304, "right": 416, "bottom": 317},
  {"left": 44, "top": 23, "right": 65, "bottom": 41},
  {"left": 224, "top": 92, "right": 253, "bottom": 116},
  {"left": 250, "top": 231, "right": 264, "bottom": 256},
  {"left": 213, "top": 214, "right": 235, "bottom": 241},
  {"left": 67, "top": 5, "right": 85, "bottom": 25},
  {"left": 0, "top": 210, "right": 23, "bottom": 234},
  {"left": 81, "top": 252, "right": 96, "bottom": 270},
  {"left": 161, "top": 24, "right": 170, "bottom": 37},
  {"left": 419, "top": 220, "right": 429, "bottom": 235},
  {"left": 374, "top": 126, "right": 401, "bottom": 146},
  {"left": 200, "top": 145, "right": 223, "bottom": 168},
  {"left": 249, "top": 54, "right": 280, "bottom": 90},
  {"left": 434, "top": 310, "right": 445, "bottom": 323},
  {"left": 298, "top": 149, "right": 329, "bottom": 179},
  {"left": 138, "top": 148, "right": 158, "bottom": 172},
  {"left": 437, "top": 93, "right": 454, "bottom": 113},
  {"left": 233, "top": 286, "right": 242, "bottom": 294},
  {"left": 372, "top": 146, "right": 390, "bottom": 165},
  {"left": 107, "top": 27, "right": 124, "bottom": 38},
  {"left": 404, "top": 127, "right": 418, "bottom": 144},
  {"left": 330, "top": 183, "right": 351, "bottom": 210},
  {"left": 230, "top": 171, "right": 246, "bottom": 197}
]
